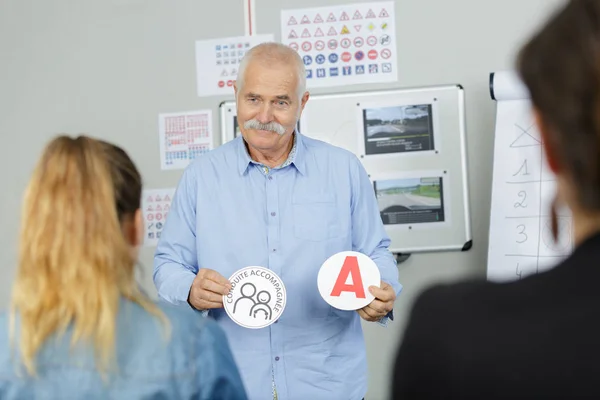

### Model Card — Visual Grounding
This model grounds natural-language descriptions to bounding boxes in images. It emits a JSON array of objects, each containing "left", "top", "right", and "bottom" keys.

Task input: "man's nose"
[{"left": 256, "top": 103, "right": 274, "bottom": 124}]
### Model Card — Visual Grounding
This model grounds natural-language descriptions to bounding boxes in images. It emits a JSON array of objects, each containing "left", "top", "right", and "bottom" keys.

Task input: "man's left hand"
[{"left": 357, "top": 281, "right": 396, "bottom": 322}]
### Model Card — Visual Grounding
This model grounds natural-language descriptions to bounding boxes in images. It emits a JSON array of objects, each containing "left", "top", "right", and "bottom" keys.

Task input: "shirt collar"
[{"left": 237, "top": 130, "right": 306, "bottom": 176}]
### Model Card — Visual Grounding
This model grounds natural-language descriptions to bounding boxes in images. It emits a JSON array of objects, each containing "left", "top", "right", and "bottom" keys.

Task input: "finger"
[
  {"left": 203, "top": 269, "right": 232, "bottom": 288},
  {"left": 369, "top": 283, "right": 395, "bottom": 302},
  {"left": 366, "top": 299, "right": 388, "bottom": 315},
  {"left": 361, "top": 304, "right": 381, "bottom": 319},
  {"left": 189, "top": 291, "right": 223, "bottom": 310},
  {"left": 196, "top": 289, "right": 226, "bottom": 304},
  {"left": 197, "top": 299, "right": 224, "bottom": 309},
  {"left": 357, "top": 308, "right": 378, "bottom": 322},
  {"left": 200, "top": 278, "right": 231, "bottom": 296}
]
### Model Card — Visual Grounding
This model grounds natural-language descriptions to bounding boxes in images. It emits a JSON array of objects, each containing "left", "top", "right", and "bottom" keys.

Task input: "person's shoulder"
[
  {"left": 157, "top": 302, "right": 224, "bottom": 340},
  {"left": 408, "top": 275, "right": 539, "bottom": 328},
  {"left": 409, "top": 279, "right": 495, "bottom": 322}
]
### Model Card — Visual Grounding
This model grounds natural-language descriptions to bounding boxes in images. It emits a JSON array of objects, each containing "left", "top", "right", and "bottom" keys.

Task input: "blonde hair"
[{"left": 9, "top": 135, "right": 168, "bottom": 377}]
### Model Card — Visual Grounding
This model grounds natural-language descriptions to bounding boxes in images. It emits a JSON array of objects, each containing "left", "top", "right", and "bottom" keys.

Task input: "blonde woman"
[{"left": 0, "top": 136, "right": 247, "bottom": 399}]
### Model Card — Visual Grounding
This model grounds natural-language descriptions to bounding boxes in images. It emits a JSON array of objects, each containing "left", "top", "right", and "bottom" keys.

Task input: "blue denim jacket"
[{"left": 0, "top": 299, "right": 248, "bottom": 399}]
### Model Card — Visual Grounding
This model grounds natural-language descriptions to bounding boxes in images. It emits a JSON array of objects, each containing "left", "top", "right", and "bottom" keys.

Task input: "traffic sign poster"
[
  {"left": 281, "top": 1, "right": 398, "bottom": 88},
  {"left": 195, "top": 34, "right": 274, "bottom": 97},
  {"left": 142, "top": 188, "right": 175, "bottom": 247}
]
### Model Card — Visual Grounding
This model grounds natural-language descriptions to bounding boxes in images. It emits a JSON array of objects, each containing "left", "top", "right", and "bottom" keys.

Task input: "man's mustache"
[{"left": 243, "top": 119, "right": 286, "bottom": 135}]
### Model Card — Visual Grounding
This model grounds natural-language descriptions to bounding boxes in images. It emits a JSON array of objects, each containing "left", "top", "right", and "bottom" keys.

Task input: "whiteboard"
[
  {"left": 487, "top": 70, "right": 574, "bottom": 282},
  {"left": 219, "top": 85, "right": 472, "bottom": 254}
]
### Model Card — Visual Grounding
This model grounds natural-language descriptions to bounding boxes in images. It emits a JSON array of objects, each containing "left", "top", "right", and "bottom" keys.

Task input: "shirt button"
[
  {"left": 272, "top": 249, "right": 276, "bottom": 252},
  {"left": 268, "top": 176, "right": 273, "bottom": 180},
  {"left": 271, "top": 212, "right": 276, "bottom": 216},
  {"left": 275, "top": 356, "right": 280, "bottom": 361},
  {"left": 274, "top": 320, "right": 279, "bottom": 324}
]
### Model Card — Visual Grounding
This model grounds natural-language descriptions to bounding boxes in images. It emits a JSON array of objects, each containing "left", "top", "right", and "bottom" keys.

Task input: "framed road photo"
[{"left": 356, "top": 100, "right": 441, "bottom": 158}]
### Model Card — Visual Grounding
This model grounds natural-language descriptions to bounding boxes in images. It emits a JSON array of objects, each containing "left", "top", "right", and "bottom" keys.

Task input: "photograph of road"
[
  {"left": 362, "top": 104, "right": 435, "bottom": 155},
  {"left": 374, "top": 176, "right": 445, "bottom": 225},
  {"left": 234, "top": 116, "right": 241, "bottom": 138}
]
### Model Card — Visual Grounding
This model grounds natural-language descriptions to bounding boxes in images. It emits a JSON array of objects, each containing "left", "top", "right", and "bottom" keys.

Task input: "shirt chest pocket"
[{"left": 292, "top": 195, "right": 343, "bottom": 241}]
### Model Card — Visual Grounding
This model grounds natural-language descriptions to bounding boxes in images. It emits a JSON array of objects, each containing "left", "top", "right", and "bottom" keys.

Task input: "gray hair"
[{"left": 236, "top": 42, "right": 306, "bottom": 100}]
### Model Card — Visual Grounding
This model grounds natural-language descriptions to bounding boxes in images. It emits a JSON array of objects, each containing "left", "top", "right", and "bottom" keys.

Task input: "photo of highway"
[
  {"left": 234, "top": 116, "right": 241, "bottom": 138},
  {"left": 374, "top": 177, "right": 445, "bottom": 225},
  {"left": 363, "top": 104, "right": 434, "bottom": 155}
]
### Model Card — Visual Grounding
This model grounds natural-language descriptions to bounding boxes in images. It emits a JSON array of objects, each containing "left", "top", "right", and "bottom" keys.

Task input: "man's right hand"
[{"left": 188, "top": 268, "right": 232, "bottom": 310}]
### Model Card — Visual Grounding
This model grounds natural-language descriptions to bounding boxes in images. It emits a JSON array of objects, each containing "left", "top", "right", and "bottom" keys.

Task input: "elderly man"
[{"left": 154, "top": 42, "right": 402, "bottom": 400}]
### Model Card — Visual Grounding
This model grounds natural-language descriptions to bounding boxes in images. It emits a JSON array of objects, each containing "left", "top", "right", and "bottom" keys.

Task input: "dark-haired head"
[{"left": 517, "top": 0, "right": 600, "bottom": 244}]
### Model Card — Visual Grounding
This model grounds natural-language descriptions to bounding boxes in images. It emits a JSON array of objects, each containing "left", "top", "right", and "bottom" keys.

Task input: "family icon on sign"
[
  {"left": 223, "top": 251, "right": 381, "bottom": 329},
  {"left": 223, "top": 266, "right": 286, "bottom": 329},
  {"left": 232, "top": 282, "right": 273, "bottom": 320}
]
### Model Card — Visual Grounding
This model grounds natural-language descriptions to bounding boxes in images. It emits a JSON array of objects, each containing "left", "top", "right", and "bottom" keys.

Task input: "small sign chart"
[
  {"left": 158, "top": 110, "right": 213, "bottom": 170},
  {"left": 195, "top": 34, "right": 274, "bottom": 97},
  {"left": 281, "top": 1, "right": 397, "bottom": 88},
  {"left": 142, "top": 188, "right": 175, "bottom": 247}
]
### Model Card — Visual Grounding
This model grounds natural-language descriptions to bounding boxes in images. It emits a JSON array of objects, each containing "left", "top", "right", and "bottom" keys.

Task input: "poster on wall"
[
  {"left": 371, "top": 171, "right": 449, "bottom": 228},
  {"left": 158, "top": 110, "right": 213, "bottom": 170},
  {"left": 195, "top": 34, "right": 274, "bottom": 97},
  {"left": 356, "top": 99, "right": 440, "bottom": 157},
  {"left": 361, "top": 103, "right": 435, "bottom": 155},
  {"left": 280, "top": 1, "right": 397, "bottom": 88},
  {"left": 142, "top": 188, "right": 175, "bottom": 247}
]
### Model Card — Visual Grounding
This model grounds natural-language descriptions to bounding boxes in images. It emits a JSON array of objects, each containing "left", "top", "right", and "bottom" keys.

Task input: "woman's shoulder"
[
  {"left": 157, "top": 302, "right": 218, "bottom": 333},
  {"left": 121, "top": 299, "right": 222, "bottom": 337}
]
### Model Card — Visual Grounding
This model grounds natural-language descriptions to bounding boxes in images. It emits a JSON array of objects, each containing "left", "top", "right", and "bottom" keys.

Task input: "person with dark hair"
[
  {"left": 392, "top": 1, "right": 600, "bottom": 398},
  {"left": 0, "top": 135, "right": 247, "bottom": 399}
]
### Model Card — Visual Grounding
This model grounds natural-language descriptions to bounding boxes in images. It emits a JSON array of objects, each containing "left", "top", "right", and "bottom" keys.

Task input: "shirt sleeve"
[
  {"left": 153, "top": 166, "right": 200, "bottom": 306},
  {"left": 196, "top": 320, "right": 249, "bottom": 400},
  {"left": 349, "top": 156, "right": 403, "bottom": 301}
]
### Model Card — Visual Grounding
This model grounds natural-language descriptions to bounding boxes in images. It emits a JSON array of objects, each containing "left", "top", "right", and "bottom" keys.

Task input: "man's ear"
[
  {"left": 233, "top": 80, "right": 238, "bottom": 97},
  {"left": 300, "top": 91, "right": 310, "bottom": 112},
  {"left": 534, "top": 107, "right": 560, "bottom": 174}
]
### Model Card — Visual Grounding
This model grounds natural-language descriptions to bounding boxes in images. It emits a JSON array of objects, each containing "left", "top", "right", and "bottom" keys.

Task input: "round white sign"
[
  {"left": 223, "top": 266, "right": 287, "bottom": 329},
  {"left": 317, "top": 251, "right": 381, "bottom": 311}
]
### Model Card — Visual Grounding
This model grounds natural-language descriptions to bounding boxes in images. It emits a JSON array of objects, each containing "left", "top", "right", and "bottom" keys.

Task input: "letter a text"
[{"left": 330, "top": 256, "right": 365, "bottom": 298}]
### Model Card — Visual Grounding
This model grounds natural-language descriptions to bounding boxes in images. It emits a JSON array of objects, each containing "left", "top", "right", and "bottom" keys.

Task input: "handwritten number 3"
[{"left": 516, "top": 224, "right": 528, "bottom": 243}]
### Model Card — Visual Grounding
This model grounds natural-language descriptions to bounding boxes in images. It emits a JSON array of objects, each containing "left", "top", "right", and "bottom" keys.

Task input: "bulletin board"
[{"left": 220, "top": 85, "right": 472, "bottom": 254}]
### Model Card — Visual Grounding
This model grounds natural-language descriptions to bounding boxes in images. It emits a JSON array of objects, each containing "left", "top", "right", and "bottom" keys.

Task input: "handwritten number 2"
[{"left": 514, "top": 191, "right": 527, "bottom": 208}]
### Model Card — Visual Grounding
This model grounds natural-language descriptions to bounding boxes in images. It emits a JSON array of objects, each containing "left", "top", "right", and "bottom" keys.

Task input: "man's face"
[{"left": 234, "top": 60, "right": 309, "bottom": 152}]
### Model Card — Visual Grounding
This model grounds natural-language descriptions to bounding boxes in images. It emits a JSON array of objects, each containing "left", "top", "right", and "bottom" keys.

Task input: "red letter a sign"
[{"left": 330, "top": 256, "right": 365, "bottom": 298}]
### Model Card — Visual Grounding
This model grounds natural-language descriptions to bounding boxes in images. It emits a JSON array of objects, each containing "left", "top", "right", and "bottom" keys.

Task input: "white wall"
[{"left": 0, "top": 0, "right": 565, "bottom": 398}]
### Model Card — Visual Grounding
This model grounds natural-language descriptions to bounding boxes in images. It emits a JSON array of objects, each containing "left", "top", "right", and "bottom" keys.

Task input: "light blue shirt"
[
  {"left": 0, "top": 299, "right": 247, "bottom": 400},
  {"left": 154, "top": 132, "right": 402, "bottom": 400}
]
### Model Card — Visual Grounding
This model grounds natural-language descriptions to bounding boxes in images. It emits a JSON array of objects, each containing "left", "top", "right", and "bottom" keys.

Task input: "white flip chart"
[{"left": 487, "top": 70, "right": 573, "bottom": 282}]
